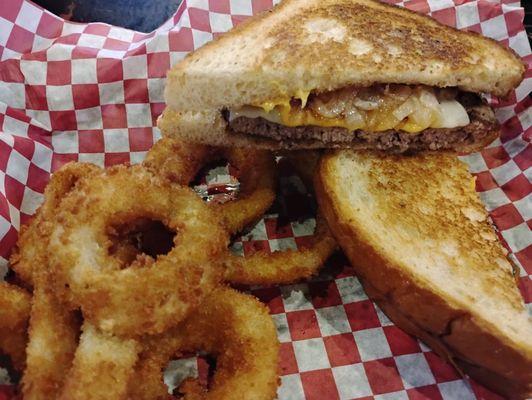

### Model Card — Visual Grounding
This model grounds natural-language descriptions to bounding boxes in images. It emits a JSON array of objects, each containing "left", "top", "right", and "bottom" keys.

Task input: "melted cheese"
[
  {"left": 259, "top": 90, "right": 310, "bottom": 112},
  {"left": 232, "top": 89, "right": 470, "bottom": 133}
]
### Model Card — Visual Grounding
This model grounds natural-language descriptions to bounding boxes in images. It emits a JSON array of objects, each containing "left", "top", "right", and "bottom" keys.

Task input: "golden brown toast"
[
  {"left": 164, "top": 0, "right": 525, "bottom": 112},
  {"left": 315, "top": 150, "right": 532, "bottom": 399}
]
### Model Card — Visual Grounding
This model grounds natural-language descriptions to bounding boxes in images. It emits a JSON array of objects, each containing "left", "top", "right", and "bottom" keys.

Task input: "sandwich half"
[
  {"left": 159, "top": 0, "right": 525, "bottom": 153},
  {"left": 315, "top": 150, "right": 532, "bottom": 398}
]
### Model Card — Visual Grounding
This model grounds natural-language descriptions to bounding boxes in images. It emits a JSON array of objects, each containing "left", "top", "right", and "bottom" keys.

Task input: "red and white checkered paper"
[{"left": 0, "top": 0, "right": 530, "bottom": 398}]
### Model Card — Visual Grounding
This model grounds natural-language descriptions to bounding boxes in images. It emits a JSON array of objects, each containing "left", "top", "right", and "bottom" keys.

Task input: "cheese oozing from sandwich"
[{"left": 230, "top": 85, "right": 470, "bottom": 133}]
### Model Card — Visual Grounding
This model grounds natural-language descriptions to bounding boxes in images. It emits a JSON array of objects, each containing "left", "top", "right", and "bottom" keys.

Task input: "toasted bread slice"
[
  {"left": 315, "top": 150, "right": 532, "bottom": 399},
  {"left": 164, "top": 0, "right": 524, "bottom": 112}
]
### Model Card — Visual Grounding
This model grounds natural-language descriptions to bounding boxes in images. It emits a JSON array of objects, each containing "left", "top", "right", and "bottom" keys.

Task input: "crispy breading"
[
  {"left": 0, "top": 282, "right": 31, "bottom": 372},
  {"left": 47, "top": 165, "right": 228, "bottom": 337},
  {"left": 16, "top": 163, "right": 99, "bottom": 400},
  {"left": 128, "top": 287, "right": 279, "bottom": 400},
  {"left": 143, "top": 137, "right": 276, "bottom": 234},
  {"left": 59, "top": 324, "right": 140, "bottom": 400}
]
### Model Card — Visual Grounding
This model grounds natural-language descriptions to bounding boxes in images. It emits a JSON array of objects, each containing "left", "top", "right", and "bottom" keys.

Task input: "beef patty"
[{"left": 227, "top": 95, "right": 499, "bottom": 153}]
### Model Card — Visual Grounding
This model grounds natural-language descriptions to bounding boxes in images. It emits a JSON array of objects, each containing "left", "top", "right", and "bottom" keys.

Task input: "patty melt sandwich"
[{"left": 159, "top": 0, "right": 525, "bottom": 153}]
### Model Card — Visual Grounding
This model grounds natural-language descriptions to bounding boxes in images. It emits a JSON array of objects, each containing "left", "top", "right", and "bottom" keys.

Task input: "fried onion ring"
[
  {"left": 127, "top": 287, "right": 279, "bottom": 400},
  {"left": 0, "top": 282, "right": 31, "bottom": 372},
  {"left": 48, "top": 165, "right": 228, "bottom": 336},
  {"left": 224, "top": 213, "right": 337, "bottom": 285},
  {"left": 58, "top": 323, "right": 140, "bottom": 400},
  {"left": 10, "top": 162, "right": 101, "bottom": 287},
  {"left": 143, "top": 137, "right": 276, "bottom": 234},
  {"left": 144, "top": 138, "right": 335, "bottom": 285},
  {"left": 22, "top": 284, "right": 81, "bottom": 400},
  {"left": 224, "top": 152, "right": 337, "bottom": 285},
  {"left": 11, "top": 163, "right": 98, "bottom": 399}
]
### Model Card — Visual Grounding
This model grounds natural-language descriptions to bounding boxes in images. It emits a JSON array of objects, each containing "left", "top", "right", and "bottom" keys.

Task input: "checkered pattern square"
[{"left": 0, "top": 0, "right": 530, "bottom": 399}]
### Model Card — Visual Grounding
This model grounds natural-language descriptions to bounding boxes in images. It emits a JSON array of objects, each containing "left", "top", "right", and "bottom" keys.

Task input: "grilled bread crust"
[
  {"left": 314, "top": 150, "right": 532, "bottom": 399},
  {"left": 164, "top": 0, "right": 525, "bottom": 112}
]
